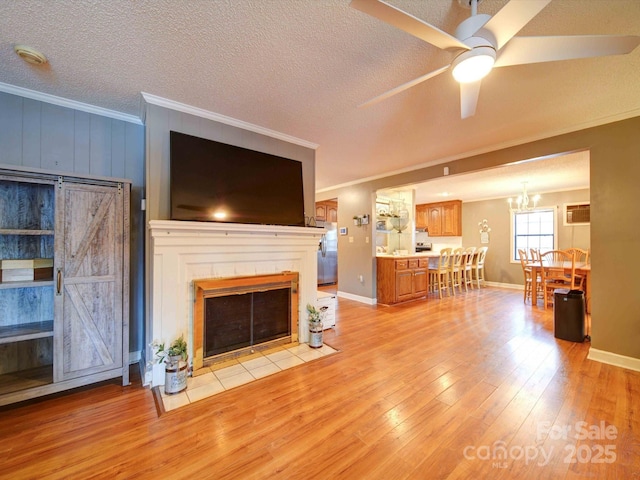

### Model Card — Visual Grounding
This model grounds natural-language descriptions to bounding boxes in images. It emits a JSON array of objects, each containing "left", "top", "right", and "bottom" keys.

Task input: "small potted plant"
[
  {"left": 153, "top": 335, "right": 187, "bottom": 365},
  {"left": 307, "top": 303, "right": 328, "bottom": 348},
  {"left": 151, "top": 335, "right": 188, "bottom": 394}
]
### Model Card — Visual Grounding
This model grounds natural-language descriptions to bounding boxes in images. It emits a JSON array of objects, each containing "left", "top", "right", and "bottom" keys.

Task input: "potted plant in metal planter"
[
  {"left": 307, "top": 304, "right": 328, "bottom": 348},
  {"left": 153, "top": 335, "right": 188, "bottom": 394}
]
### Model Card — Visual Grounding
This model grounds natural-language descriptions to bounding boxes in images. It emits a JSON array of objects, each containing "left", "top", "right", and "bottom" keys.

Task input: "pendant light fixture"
[{"left": 508, "top": 182, "right": 541, "bottom": 213}]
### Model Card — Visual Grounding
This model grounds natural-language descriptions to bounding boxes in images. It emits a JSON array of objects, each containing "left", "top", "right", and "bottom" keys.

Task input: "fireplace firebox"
[{"left": 193, "top": 272, "right": 299, "bottom": 376}]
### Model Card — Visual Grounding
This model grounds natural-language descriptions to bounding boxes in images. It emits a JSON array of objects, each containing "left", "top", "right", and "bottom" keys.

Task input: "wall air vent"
[{"left": 564, "top": 202, "right": 590, "bottom": 226}]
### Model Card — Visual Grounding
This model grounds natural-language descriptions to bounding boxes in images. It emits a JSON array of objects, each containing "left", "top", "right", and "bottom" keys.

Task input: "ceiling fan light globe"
[{"left": 452, "top": 47, "right": 496, "bottom": 83}]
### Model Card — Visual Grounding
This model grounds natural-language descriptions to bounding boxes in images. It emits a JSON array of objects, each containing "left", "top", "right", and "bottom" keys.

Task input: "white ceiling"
[{"left": 0, "top": 0, "right": 637, "bottom": 197}]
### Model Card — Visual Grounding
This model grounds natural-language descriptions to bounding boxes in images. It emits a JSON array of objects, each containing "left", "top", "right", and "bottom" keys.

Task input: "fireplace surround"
[
  {"left": 146, "top": 220, "right": 322, "bottom": 387},
  {"left": 192, "top": 272, "right": 299, "bottom": 377}
]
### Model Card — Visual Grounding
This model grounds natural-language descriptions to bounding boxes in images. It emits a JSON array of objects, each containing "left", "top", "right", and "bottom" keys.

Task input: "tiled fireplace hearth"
[{"left": 146, "top": 220, "right": 323, "bottom": 387}]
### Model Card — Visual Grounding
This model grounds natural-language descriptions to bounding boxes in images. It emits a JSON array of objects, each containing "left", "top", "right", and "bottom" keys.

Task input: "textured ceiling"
[{"left": 0, "top": 0, "right": 638, "bottom": 196}]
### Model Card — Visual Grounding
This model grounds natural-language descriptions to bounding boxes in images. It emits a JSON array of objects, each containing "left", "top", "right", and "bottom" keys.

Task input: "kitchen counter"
[
  {"left": 376, "top": 252, "right": 440, "bottom": 258},
  {"left": 376, "top": 254, "right": 434, "bottom": 305}
]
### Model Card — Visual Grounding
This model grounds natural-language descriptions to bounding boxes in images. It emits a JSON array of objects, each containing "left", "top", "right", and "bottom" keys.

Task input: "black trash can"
[{"left": 553, "top": 288, "right": 586, "bottom": 342}]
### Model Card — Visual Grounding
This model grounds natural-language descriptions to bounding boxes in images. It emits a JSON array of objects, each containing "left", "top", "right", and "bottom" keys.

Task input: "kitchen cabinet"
[
  {"left": 377, "top": 256, "right": 429, "bottom": 305},
  {"left": 417, "top": 200, "right": 462, "bottom": 236},
  {"left": 428, "top": 205, "right": 443, "bottom": 236},
  {"left": 0, "top": 166, "right": 130, "bottom": 406},
  {"left": 441, "top": 201, "right": 461, "bottom": 236},
  {"left": 415, "top": 204, "right": 429, "bottom": 230},
  {"left": 315, "top": 200, "right": 337, "bottom": 223}
]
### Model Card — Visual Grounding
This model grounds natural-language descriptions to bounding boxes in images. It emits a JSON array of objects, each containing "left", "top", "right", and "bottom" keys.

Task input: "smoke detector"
[{"left": 14, "top": 45, "right": 48, "bottom": 65}]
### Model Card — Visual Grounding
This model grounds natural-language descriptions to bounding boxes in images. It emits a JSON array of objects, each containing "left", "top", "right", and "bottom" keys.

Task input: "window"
[{"left": 511, "top": 208, "right": 556, "bottom": 261}]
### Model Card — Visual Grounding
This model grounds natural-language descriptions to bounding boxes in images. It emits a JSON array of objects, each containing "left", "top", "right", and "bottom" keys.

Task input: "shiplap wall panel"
[
  {"left": 22, "top": 99, "right": 42, "bottom": 168},
  {"left": 73, "top": 111, "right": 91, "bottom": 175},
  {"left": 111, "top": 120, "right": 126, "bottom": 179},
  {"left": 0, "top": 92, "right": 144, "bottom": 182},
  {"left": 89, "top": 115, "right": 111, "bottom": 177},
  {"left": 0, "top": 93, "right": 23, "bottom": 164},
  {"left": 41, "top": 103, "right": 75, "bottom": 172}
]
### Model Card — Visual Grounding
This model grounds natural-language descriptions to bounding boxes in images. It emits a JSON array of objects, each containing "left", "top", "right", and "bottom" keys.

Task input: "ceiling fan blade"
[
  {"left": 350, "top": 0, "right": 470, "bottom": 52},
  {"left": 494, "top": 35, "right": 640, "bottom": 67},
  {"left": 480, "top": 0, "right": 551, "bottom": 50},
  {"left": 358, "top": 65, "right": 450, "bottom": 108},
  {"left": 460, "top": 80, "right": 481, "bottom": 119}
]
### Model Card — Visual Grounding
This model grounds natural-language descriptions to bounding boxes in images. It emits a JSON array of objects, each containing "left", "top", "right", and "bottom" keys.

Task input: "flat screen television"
[{"left": 170, "top": 131, "right": 306, "bottom": 226}]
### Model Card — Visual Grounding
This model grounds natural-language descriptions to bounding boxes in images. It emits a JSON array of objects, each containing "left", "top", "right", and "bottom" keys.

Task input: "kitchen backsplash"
[{"left": 416, "top": 232, "right": 462, "bottom": 252}]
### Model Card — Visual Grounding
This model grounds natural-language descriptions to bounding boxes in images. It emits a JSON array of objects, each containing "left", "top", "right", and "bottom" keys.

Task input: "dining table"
[{"left": 526, "top": 261, "right": 591, "bottom": 313}]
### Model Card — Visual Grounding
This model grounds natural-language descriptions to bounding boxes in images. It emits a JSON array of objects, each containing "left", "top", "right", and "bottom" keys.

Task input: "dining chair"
[
  {"left": 529, "top": 248, "right": 540, "bottom": 262},
  {"left": 518, "top": 248, "right": 534, "bottom": 303},
  {"left": 448, "top": 248, "right": 464, "bottom": 295},
  {"left": 471, "top": 246, "right": 488, "bottom": 288},
  {"left": 539, "top": 250, "right": 582, "bottom": 309},
  {"left": 428, "top": 248, "right": 452, "bottom": 299},
  {"left": 518, "top": 248, "right": 543, "bottom": 303},
  {"left": 565, "top": 247, "right": 589, "bottom": 289},
  {"left": 462, "top": 246, "right": 476, "bottom": 291},
  {"left": 565, "top": 247, "right": 589, "bottom": 263}
]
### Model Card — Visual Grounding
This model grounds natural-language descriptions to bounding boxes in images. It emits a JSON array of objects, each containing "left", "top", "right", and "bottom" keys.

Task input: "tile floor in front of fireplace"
[{"left": 159, "top": 342, "right": 338, "bottom": 412}]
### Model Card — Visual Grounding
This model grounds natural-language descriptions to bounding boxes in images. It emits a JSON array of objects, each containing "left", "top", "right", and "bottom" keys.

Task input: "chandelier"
[{"left": 507, "top": 182, "right": 540, "bottom": 213}]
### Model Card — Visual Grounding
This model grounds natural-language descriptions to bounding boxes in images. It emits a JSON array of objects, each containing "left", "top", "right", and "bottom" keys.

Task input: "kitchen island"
[{"left": 376, "top": 253, "right": 440, "bottom": 305}]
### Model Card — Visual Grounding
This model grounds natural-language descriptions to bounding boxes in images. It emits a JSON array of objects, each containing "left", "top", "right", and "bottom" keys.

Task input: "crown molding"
[
  {"left": 141, "top": 92, "right": 319, "bottom": 150},
  {"left": 0, "top": 82, "right": 142, "bottom": 125}
]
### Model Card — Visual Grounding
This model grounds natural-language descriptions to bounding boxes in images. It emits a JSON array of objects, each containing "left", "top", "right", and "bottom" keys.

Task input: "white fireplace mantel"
[{"left": 146, "top": 220, "right": 324, "bottom": 386}]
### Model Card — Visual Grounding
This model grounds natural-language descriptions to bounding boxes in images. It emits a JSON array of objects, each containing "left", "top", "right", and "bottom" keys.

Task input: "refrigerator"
[{"left": 318, "top": 222, "right": 338, "bottom": 285}]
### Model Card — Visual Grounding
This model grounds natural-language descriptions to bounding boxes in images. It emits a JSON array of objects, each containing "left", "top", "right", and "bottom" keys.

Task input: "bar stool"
[
  {"left": 462, "top": 246, "right": 476, "bottom": 291},
  {"left": 428, "top": 248, "right": 452, "bottom": 299},
  {"left": 471, "top": 246, "right": 488, "bottom": 288},
  {"left": 448, "top": 248, "right": 464, "bottom": 295}
]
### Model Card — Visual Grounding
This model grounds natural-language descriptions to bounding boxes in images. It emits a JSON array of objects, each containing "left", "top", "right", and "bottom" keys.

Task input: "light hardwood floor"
[{"left": 1, "top": 287, "right": 638, "bottom": 479}]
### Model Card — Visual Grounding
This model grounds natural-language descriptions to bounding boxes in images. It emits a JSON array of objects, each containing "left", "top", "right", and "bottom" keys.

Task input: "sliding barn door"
[{"left": 54, "top": 182, "right": 125, "bottom": 382}]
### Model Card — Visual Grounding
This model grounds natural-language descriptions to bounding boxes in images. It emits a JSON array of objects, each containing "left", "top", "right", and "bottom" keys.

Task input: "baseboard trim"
[
  {"left": 139, "top": 359, "right": 151, "bottom": 386},
  {"left": 337, "top": 291, "right": 376, "bottom": 305},
  {"left": 129, "top": 350, "right": 141, "bottom": 365},
  {"left": 335, "top": 284, "right": 523, "bottom": 304},
  {"left": 587, "top": 348, "right": 640, "bottom": 372},
  {"left": 485, "top": 281, "right": 522, "bottom": 290}
]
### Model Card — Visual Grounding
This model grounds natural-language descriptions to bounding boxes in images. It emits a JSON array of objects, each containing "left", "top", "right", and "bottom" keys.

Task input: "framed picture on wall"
[{"left": 339, "top": 227, "right": 347, "bottom": 235}]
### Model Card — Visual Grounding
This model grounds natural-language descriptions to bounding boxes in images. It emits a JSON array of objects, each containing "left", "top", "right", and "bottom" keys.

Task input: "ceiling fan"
[{"left": 351, "top": 0, "right": 640, "bottom": 118}]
